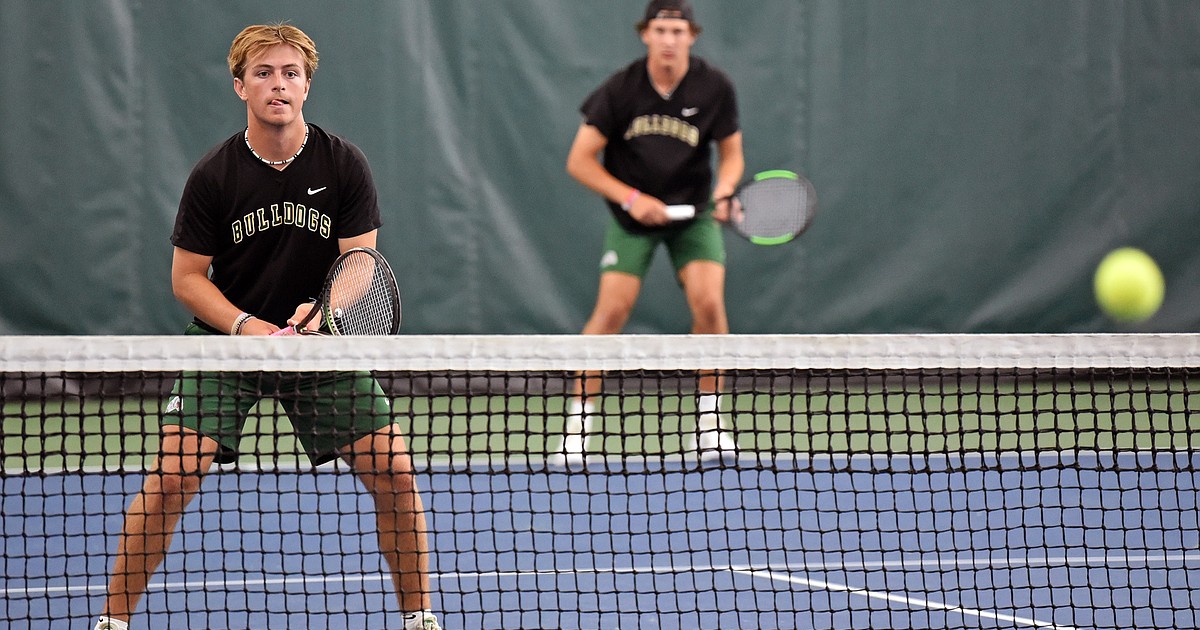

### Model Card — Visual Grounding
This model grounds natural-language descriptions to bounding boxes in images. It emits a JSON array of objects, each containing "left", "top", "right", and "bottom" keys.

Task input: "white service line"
[{"left": 735, "top": 568, "right": 1077, "bottom": 630}]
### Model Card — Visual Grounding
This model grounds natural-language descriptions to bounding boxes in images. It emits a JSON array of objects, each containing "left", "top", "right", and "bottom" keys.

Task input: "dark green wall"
[{"left": 1, "top": 1, "right": 1196, "bottom": 334}]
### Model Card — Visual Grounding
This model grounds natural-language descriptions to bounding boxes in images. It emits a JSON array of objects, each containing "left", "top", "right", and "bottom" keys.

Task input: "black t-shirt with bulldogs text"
[
  {"left": 170, "top": 123, "right": 382, "bottom": 331},
  {"left": 580, "top": 56, "right": 739, "bottom": 234}
]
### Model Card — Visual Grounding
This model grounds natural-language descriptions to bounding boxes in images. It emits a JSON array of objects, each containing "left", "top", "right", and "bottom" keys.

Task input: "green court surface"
[{"left": 5, "top": 377, "right": 1195, "bottom": 472}]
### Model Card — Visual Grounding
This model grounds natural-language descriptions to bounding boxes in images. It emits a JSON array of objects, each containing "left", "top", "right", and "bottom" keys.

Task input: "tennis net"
[{"left": 2, "top": 333, "right": 1199, "bottom": 629}]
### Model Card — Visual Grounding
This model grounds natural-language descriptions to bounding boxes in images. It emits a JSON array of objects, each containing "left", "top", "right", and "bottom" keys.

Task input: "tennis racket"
[
  {"left": 722, "top": 169, "right": 818, "bottom": 246},
  {"left": 272, "top": 246, "right": 402, "bottom": 336}
]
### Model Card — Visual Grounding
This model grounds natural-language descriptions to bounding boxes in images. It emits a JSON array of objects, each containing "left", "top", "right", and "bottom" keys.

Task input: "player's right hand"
[
  {"left": 240, "top": 318, "right": 280, "bottom": 336},
  {"left": 628, "top": 195, "right": 671, "bottom": 227}
]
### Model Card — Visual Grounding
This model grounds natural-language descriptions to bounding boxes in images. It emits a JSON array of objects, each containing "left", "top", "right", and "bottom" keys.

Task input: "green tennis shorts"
[
  {"left": 600, "top": 213, "right": 726, "bottom": 278},
  {"left": 161, "top": 323, "right": 393, "bottom": 465}
]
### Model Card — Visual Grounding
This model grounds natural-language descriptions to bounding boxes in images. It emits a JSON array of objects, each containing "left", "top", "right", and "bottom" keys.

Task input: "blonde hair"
[{"left": 227, "top": 23, "right": 319, "bottom": 80}]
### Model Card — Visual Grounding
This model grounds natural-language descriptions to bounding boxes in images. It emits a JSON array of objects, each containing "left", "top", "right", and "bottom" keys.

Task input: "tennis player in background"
[
  {"left": 94, "top": 23, "right": 440, "bottom": 630},
  {"left": 555, "top": 0, "right": 744, "bottom": 465}
]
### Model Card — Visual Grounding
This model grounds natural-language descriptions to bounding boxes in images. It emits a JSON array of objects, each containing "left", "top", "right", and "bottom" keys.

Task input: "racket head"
[
  {"left": 320, "top": 246, "right": 402, "bottom": 335},
  {"left": 730, "top": 169, "right": 817, "bottom": 246}
]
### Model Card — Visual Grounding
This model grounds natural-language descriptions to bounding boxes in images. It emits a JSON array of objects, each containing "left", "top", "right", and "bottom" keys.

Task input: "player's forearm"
[
  {"left": 172, "top": 272, "right": 246, "bottom": 334},
  {"left": 714, "top": 159, "right": 743, "bottom": 199},
  {"left": 713, "top": 133, "right": 745, "bottom": 199},
  {"left": 171, "top": 246, "right": 251, "bottom": 334},
  {"left": 566, "top": 152, "right": 635, "bottom": 207},
  {"left": 338, "top": 230, "right": 377, "bottom": 253}
]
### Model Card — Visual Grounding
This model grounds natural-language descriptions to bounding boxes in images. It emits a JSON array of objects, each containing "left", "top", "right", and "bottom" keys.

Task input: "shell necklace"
[{"left": 244, "top": 124, "right": 309, "bottom": 166}]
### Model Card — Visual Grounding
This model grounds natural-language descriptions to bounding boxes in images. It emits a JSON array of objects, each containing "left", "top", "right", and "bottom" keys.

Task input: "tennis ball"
[{"left": 1093, "top": 247, "right": 1165, "bottom": 323}]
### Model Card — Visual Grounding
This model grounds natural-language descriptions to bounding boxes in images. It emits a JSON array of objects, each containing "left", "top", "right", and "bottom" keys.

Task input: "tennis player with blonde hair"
[{"left": 93, "top": 23, "right": 439, "bottom": 630}]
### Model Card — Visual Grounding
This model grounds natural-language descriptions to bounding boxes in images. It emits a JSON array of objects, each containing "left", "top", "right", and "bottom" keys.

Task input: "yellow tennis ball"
[{"left": 1093, "top": 247, "right": 1165, "bottom": 323}]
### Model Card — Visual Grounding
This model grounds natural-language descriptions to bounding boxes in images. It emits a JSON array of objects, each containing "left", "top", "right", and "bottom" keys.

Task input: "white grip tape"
[{"left": 665, "top": 204, "right": 696, "bottom": 220}]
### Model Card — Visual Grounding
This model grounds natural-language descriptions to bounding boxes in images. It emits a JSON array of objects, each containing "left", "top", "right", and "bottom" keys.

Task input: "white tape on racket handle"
[{"left": 665, "top": 205, "right": 695, "bottom": 220}]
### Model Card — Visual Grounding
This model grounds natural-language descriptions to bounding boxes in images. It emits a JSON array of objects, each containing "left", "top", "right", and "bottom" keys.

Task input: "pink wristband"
[{"left": 621, "top": 189, "right": 641, "bottom": 211}]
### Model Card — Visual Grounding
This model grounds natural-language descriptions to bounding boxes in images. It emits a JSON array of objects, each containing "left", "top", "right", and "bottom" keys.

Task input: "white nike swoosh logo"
[
  {"left": 307, "top": 187, "right": 326, "bottom": 195},
  {"left": 681, "top": 107, "right": 699, "bottom": 117}
]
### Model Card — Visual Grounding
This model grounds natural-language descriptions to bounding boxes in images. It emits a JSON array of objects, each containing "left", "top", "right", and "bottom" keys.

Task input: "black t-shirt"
[
  {"left": 171, "top": 123, "right": 382, "bottom": 330},
  {"left": 580, "top": 56, "right": 739, "bottom": 234}
]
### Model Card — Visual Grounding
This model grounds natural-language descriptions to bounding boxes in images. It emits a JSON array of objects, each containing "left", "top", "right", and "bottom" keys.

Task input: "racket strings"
[
  {"left": 326, "top": 252, "right": 399, "bottom": 335},
  {"left": 737, "top": 178, "right": 815, "bottom": 238}
]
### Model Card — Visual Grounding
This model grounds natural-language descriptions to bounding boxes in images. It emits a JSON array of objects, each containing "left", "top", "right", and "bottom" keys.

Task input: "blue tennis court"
[{"left": 5, "top": 451, "right": 1199, "bottom": 629}]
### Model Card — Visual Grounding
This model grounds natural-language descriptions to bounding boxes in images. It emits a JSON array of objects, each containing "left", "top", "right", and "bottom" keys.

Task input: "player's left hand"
[
  {"left": 711, "top": 196, "right": 740, "bottom": 224},
  {"left": 287, "top": 301, "right": 322, "bottom": 333}
]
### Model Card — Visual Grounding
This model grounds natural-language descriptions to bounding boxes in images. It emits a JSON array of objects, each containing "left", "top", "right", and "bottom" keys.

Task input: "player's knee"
[
  {"left": 366, "top": 477, "right": 417, "bottom": 512},
  {"left": 145, "top": 471, "right": 201, "bottom": 508},
  {"left": 689, "top": 295, "right": 727, "bottom": 329},
  {"left": 586, "top": 306, "right": 631, "bottom": 334},
  {"left": 361, "top": 463, "right": 417, "bottom": 497}
]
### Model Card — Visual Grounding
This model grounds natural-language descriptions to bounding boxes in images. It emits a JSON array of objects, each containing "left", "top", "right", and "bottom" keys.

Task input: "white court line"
[
  {"left": 734, "top": 552, "right": 1200, "bottom": 573},
  {"left": 10, "top": 446, "right": 1191, "bottom": 476},
  {"left": 2, "top": 573, "right": 394, "bottom": 597},
  {"left": 7, "top": 552, "right": 1198, "bottom": 600},
  {"left": 735, "top": 568, "right": 1076, "bottom": 629},
  {"left": 5, "top": 565, "right": 709, "bottom": 597},
  {"left": 3, "top": 567, "right": 674, "bottom": 598}
]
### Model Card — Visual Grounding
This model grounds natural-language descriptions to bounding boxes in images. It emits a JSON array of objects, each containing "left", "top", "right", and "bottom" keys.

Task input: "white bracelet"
[{"left": 230, "top": 312, "right": 253, "bottom": 336}]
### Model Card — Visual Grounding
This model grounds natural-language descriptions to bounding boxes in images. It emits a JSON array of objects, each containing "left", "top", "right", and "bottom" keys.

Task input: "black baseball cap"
[{"left": 637, "top": 0, "right": 701, "bottom": 32}]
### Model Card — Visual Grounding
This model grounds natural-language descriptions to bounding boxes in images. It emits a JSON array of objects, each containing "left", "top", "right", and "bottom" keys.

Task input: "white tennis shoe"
[
  {"left": 695, "top": 413, "right": 738, "bottom": 461},
  {"left": 403, "top": 611, "right": 442, "bottom": 630},
  {"left": 550, "top": 399, "right": 594, "bottom": 467},
  {"left": 93, "top": 618, "right": 128, "bottom": 630},
  {"left": 549, "top": 433, "right": 588, "bottom": 467}
]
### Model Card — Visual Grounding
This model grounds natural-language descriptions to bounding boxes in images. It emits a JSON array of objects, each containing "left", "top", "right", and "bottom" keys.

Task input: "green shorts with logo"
[
  {"left": 161, "top": 323, "right": 393, "bottom": 465},
  {"left": 600, "top": 212, "right": 725, "bottom": 278}
]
